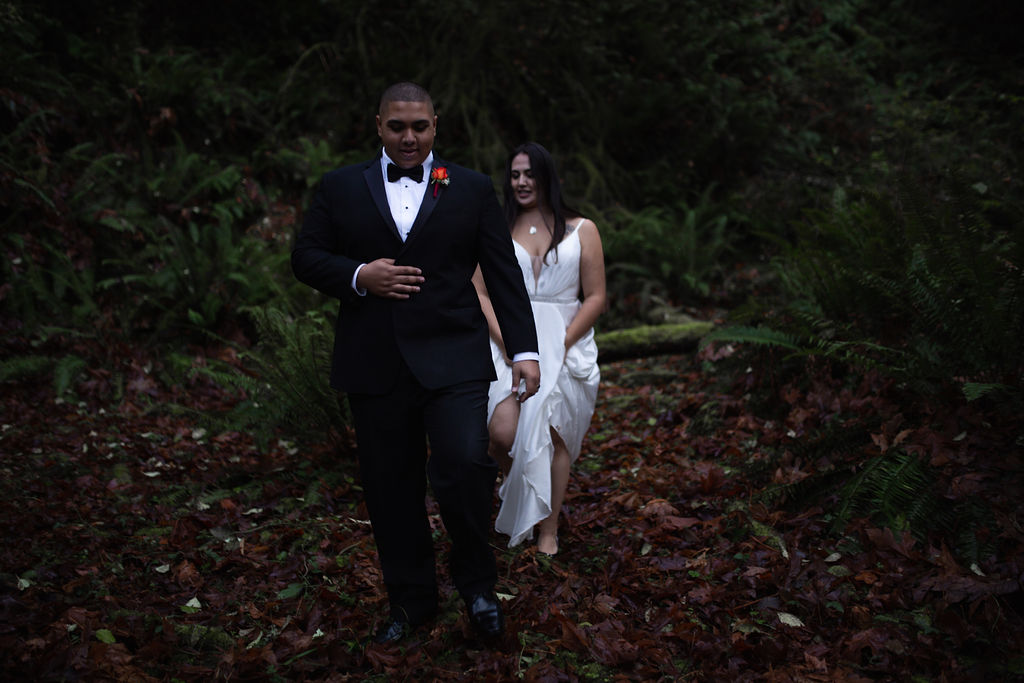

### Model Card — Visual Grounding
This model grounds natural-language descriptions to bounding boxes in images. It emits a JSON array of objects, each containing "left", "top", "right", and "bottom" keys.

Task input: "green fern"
[
  {"left": 758, "top": 440, "right": 994, "bottom": 564},
  {"left": 962, "top": 382, "right": 1015, "bottom": 401},
  {"left": 704, "top": 324, "right": 907, "bottom": 378},
  {"left": 53, "top": 355, "right": 87, "bottom": 398},
  {"left": 730, "top": 180, "right": 1023, "bottom": 397},
  {"left": 832, "top": 451, "right": 935, "bottom": 534},
  {"left": 0, "top": 355, "right": 52, "bottom": 382},
  {"left": 602, "top": 192, "right": 735, "bottom": 304},
  {"left": 2, "top": 233, "right": 102, "bottom": 330},
  {"left": 950, "top": 499, "right": 999, "bottom": 566},
  {"left": 831, "top": 449, "right": 995, "bottom": 562},
  {"left": 181, "top": 306, "right": 349, "bottom": 451},
  {"left": 704, "top": 325, "right": 803, "bottom": 352}
]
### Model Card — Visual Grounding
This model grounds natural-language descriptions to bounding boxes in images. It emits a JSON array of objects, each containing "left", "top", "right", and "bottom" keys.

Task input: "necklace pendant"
[{"left": 529, "top": 226, "right": 537, "bottom": 235}]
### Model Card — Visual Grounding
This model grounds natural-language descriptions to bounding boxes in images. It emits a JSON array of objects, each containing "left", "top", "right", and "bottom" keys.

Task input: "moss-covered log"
[{"left": 596, "top": 321, "right": 714, "bottom": 362}]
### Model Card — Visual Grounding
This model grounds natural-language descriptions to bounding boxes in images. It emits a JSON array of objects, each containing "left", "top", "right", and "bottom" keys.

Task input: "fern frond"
[
  {"left": 962, "top": 382, "right": 1013, "bottom": 401},
  {"left": 0, "top": 355, "right": 52, "bottom": 382},
  {"left": 186, "top": 306, "right": 349, "bottom": 451},
  {"left": 833, "top": 451, "right": 938, "bottom": 539},
  {"left": 53, "top": 355, "right": 87, "bottom": 398},
  {"left": 703, "top": 325, "right": 804, "bottom": 351},
  {"left": 745, "top": 177, "right": 1024, "bottom": 394}
]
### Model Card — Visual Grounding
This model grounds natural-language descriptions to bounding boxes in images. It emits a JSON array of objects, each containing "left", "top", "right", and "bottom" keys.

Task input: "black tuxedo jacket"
[{"left": 292, "top": 154, "right": 538, "bottom": 394}]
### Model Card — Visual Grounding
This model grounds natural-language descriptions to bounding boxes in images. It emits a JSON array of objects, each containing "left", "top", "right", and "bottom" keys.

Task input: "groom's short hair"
[{"left": 379, "top": 82, "right": 434, "bottom": 114}]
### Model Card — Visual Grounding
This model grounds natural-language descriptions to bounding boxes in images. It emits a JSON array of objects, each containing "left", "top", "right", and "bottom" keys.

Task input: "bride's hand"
[{"left": 496, "top": 340, "right": 512, "bottom": 366}]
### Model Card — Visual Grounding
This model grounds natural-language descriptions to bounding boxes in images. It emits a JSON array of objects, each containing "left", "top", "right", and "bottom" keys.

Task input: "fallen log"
[{"left": 595, "top": 321, "right": 714, "bottom": 363}]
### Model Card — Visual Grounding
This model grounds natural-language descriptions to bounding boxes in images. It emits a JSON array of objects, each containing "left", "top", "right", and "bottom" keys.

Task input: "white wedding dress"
[{"left": 488, "top": 219, "right": 600, "bottom": 547}]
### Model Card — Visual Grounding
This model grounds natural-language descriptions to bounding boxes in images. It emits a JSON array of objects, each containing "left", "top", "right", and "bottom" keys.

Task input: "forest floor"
[{"left": 1, "top": 328, "right": 1023, "bottom": 681}]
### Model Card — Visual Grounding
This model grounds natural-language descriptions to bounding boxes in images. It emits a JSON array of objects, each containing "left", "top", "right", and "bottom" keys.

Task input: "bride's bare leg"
[
  {"left": 487, "top": 395, "right": 519, "bottom": 475},
  {"left": 538, "top": 427, "right": 569, "bottom": 555}
]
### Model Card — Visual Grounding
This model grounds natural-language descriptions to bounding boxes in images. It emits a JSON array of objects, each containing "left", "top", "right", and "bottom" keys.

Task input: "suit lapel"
[
  {"left": 402, "top": 158, "right": 444, "bottom": 249},
  {"left": 363, "top": 159, "right": 402, "bottom": 242}
]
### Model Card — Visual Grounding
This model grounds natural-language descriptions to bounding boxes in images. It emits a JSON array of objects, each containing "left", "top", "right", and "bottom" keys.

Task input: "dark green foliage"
[
  {"left": 245, "top": 306, "right": 349, "bottom": 446},
  {"left": 832, "top": 451, "right": 939, "bottom": 536},
  {"left": 52, "top": 355, "right": 88, "bottom": 399},
  {"left": 833, "top": 450, "right": 997, "bottom": 564},
  {"left": 86, "top": 143, "right": 291, "bottom": 337},
  {"left": 601, "top": 190, "right": 734, "bottom": 326},
  {"left": 757, "top": 422, "right": 998, "bottom": 564},
  {"left": 5, "top": 0, "right": 1022, "bottom": 333},
  {"left": 2, "top": 233, "right": 102, "bottom": 330},
  {"left": 950, "top": 498, "right": 1000, "bottom": 567},
  {"left": 712, "top": 181, "right": 1024, "bottom": 398},
  {"left": 712, "top": 177, "right": 1020, "bottom": 560},
  {"left": 0, "top": 353, "right": 87, "bottom": 399},
  {"left": 0, "top": 355, "right": 51, "bottom": 382},
  {"left": 184, "top": 307, "right": 349, "bottom": 451},
  {"left": 2, "top": 0, "right": 1021, "bottom": 563}
]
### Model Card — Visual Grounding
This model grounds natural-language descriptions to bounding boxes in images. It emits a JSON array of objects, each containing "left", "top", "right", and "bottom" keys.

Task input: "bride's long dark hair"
[{"left": 502, "top": 142, "right": 580, "bottom": 263}]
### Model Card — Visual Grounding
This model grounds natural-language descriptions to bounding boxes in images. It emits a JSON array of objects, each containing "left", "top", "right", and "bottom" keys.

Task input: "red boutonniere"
[{"left": 430, "top": 166, "right": 450, "bottom": 198}]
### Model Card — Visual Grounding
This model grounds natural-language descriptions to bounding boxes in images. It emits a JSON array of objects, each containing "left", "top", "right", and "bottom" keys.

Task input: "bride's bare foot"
[{"left": 537, "top": 531, "right": 558, "bottom": 556}]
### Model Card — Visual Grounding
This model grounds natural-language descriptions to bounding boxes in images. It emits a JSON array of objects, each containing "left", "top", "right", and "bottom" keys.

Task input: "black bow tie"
[{"left": 387, "top": 163, "right": 423, "bottom": 183}]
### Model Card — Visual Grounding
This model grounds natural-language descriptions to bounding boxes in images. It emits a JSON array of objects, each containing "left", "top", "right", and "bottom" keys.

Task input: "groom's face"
[{"left": 376, "top": 100, "right": 437, "bottom": 169}]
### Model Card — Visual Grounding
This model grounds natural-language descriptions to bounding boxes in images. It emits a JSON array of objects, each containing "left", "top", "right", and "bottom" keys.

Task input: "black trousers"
[{"left": 347, "top": 360, "right": 498, "bottom": 624}]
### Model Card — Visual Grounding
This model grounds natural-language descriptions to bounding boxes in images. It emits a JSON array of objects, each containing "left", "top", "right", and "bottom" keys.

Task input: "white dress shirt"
[
  {"left": 350, "top": 150, "right": 431, "bottom": 294},
  {"left": 382, "top": 149, "right": 431, "bottom": 241}
]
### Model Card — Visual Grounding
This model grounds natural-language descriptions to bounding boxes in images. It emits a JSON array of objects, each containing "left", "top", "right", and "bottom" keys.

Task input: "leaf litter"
[{"left": 1, "top": 334, "right": 1022, "bottom": 680}]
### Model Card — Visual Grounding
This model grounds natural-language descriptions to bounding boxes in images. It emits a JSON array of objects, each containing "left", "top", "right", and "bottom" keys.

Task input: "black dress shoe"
[
  {"left": 467, "top": 592, "right": 505, "bottom": 638},
  {"left": 370, "top": 618, "right": 410, "bottom": 645}
]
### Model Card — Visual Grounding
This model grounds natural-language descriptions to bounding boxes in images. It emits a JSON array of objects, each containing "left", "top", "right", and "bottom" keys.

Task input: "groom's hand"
[
  {"left": 359, "top": 258, "right": 424, "bottom": 299},
  {"left": 511, "top": 359, "right": 540, "bottom": 403}
]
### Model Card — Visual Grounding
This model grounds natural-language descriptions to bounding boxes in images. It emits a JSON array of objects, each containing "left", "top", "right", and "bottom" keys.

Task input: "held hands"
[
  {"left": 358, "top": 258, "right": 424, "bottom": 299},
  {"left": 511, "top": 359, "right": 540, "bottom": 403}
]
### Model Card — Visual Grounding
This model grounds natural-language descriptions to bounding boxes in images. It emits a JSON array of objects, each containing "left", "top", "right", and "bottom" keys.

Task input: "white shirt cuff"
[
  {"left": 352, "top": 263, "right": 367, "bottom": 296},
  {"left": 511, "top": 351, "right": 540, "bottom": 363}
]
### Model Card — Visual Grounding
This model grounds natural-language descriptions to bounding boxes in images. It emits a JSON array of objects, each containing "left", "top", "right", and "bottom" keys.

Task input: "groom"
[{"left": 292, "top": 82, "right": 540, "bottom": 644}]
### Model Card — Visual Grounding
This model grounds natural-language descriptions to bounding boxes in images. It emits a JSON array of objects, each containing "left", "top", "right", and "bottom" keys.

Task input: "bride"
[{"left": 473, "top": 142, "right": 605, "bottom": 555}]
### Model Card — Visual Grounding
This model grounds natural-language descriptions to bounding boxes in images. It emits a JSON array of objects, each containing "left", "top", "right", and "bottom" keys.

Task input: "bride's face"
[{"left": 510, "top": 153, "right": 538, "bottom": 210}]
